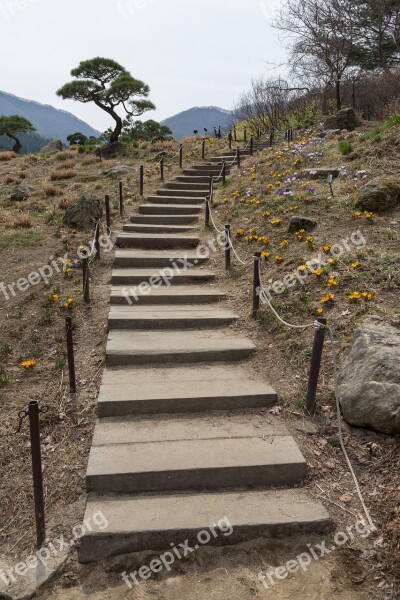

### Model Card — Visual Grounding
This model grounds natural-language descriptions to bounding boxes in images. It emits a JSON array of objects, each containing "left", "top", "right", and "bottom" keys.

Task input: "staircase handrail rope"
[
  {"left": 257, "top": 261, "right": 377, "bottom": 532},
  {"left": 206, "top": 198, "right": 253, "bottom": 265},
  {"left": 229, "top": 236, "right": 254, "bottom": 266}
]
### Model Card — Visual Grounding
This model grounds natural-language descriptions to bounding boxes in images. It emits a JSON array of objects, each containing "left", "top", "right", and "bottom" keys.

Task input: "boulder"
[
  {"left": 104, "top": 164, "right": 131, "bottom": 179},
  {"left": 317, "top": 129, "right": 341, "bottom": 138},
  {"left": 323, "top": 108, "right": 362, "bottom": 132},
  {"left": 356, "top": 177, "right": 400, "bottom": 212},
  {"left": 288, "top": 216, "right": 317, "bottom": 233},
  {"left": 40, "top": 140, "right": 63, "bottom": 154},
  {"left": 99, "top": 142, "right": 125, "bottom": 159},
  {"left": 337, "top": 318, "right": 400, "bottom": 434},
  {"left": 63, "top": 192, "right": 103, "bottom": 230},
  {"left": 10, "top": 184, "right": 35, "bottom": 200}
]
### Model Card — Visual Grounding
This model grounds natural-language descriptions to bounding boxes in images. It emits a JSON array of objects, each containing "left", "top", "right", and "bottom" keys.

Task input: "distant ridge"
[
  {"left": 161, "top": 106, "right": 233, "bottom": 139},
  {"left": 0, "top": 90, "right": 100, "bottom": 146}
]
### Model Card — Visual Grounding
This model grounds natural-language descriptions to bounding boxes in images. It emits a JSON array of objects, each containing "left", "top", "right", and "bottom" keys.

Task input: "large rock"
[
  {"left": 338, "top": 318, "right": 400, "bottom": 434},
  {"left": 99, "top": 142, "right": 125, "bottom": 159},
  {"left": 323, "top": 108, "right": 362, "bottom": 131},
  {"left": 288, "top": 216, "right": 317, "bottom": 233},
  {"left": 105, "top": 164, "right": 131, "bottom": 179},
  {"left": 10, "top": 184, "right": 35, "bottom": 200},
  {"left": 301, "top": 168, "right": 339, "bottom": 179},
  {"left": 63, "top": 192, "right": 103, "bottom": 230},
  {"left": 40, "top": 140, "right": 63, "bottom": 154},
  {"left": 356, "top": 177, "right": 400, "bottom": 212}
]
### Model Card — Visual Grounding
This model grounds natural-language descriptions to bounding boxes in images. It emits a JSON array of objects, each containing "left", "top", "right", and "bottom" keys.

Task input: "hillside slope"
[
  {"left": 161, "top": 106, "right": 232, "bottom": 138},
  {"left": 0, "top": 90, "right": 100, "bottom": 144}
]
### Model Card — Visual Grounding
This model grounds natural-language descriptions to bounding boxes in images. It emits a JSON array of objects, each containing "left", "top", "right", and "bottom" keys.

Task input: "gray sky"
[{"left": 0, "top": 0, "right": 286, "bottom": 132}]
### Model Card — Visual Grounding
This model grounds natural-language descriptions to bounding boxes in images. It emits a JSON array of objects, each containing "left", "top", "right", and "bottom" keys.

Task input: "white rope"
[
  {"left": 207, "top": 198, "right": 225, "bottom": 235},
  {"left": 257, "top": 260, "right": 377, "bottom": 531},
  {"left": 230, "top": 238, "right": 254, "bottom": 266}
]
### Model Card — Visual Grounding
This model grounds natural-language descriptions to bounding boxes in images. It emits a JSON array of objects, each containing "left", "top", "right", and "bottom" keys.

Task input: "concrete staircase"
[{"left": 78, "top": 152, "right": 331, "bottom": 563}]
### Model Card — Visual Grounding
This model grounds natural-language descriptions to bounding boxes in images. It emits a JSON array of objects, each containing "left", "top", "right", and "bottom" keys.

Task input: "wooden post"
[
  {"left": 160, "top": 156, "right": 164, "bottom": 181},
  {"left": 252, "top": 252, "right": 262, "bottom": 316},
  {"left": 139, "top": 165, "right": 144, "bottom": 196},
  {"left": 28, "top": 401, "right": 46, "bottom": 548},
  {"left": 65, "top": 316, "right": 76, "bottom": 394},
  {"left": 119, "top": 181, "right": 123, "bottom": 217},
  {"left": 205, "top": 196, "right": 210, "bottom": 227},
  {"left": 228, "top": 131, "right": 232, "bottom": 150},
  {"left": 82, "top": 257, "right": 90, "bottom": 303},
  {"left": 94, "top": 219, "right": 100, "bottom": 259},
  {"left": 222, "top": 159, "right": 226, "bottom": 185},
  {"left": 237, "top": 148, "right": 241, "bottom": 168},
  {"left": 179, "top": 144, "right": 183, "bottom": 168},
  {"left": 250, "top": 136, "right": 254, "bottom": 156},
  {"left": 225, "top": 225, "right": 231, "bottom": 270},
  {"left": 244, "top": 127, "right": 247, "bottom": 143},
  {"left": 202, "top": 139, "right": 206, "bottom": 160},
  {"left": 105, "top": 195, "right": 111, "bottom": 234},
  {"left": 233, "top": 126, "right": 237, "bottom": 142},
  {"left": 305, "top": 318, "right": 327, "bottom": 416}
]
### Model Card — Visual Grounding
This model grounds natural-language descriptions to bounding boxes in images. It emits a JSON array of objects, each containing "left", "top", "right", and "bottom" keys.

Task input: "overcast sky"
[{"left": 0, "top": 0, "right": 286, "bottom": 132}]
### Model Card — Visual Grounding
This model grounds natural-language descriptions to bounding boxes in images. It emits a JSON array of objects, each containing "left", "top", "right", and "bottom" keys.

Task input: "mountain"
[
  {"left": 0, "top": 131, "right": 52, "bottom": 154},
  {"left": 0, "top": 90, "right": 100, "bottom": 146},
  {"left": 161, "top": 106, "right": 233, "bottom": 139}
]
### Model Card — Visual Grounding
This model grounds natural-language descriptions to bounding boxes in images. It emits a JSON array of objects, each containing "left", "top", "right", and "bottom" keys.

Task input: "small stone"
[
  {"left": 10, "top": 184, "right": 35, "bottom": 200},
  {"left": 288, "top": 216, "right": 317, "bottom": 233},
  {"left": 356, "top": 176, "right": 400, "bottom": 212}
]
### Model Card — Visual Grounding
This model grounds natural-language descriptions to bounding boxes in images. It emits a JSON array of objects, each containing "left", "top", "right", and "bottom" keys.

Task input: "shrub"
[
  {"left": 0, "top": 151, "right": 16, "bottom": 161},
  {"left": 43, "top": 183, "right": 64, "bottom": 197},
  {"left": 55, "top": 150, "right": 76, "bottom": 161},
  {"left": 13, "top": 214, "right": 33, "bottom": 229},
  {"left": 339, "top": 141, "right": 354, "bottom": 155},
  {"left": 50, "top": 168, "right": 76, "bottom": 181}
]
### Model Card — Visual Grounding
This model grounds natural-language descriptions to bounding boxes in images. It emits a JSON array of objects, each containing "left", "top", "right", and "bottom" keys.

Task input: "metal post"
[
  {"left": 252, "top": 252, "right": 262, "bottom": 316},
  {"left": 65, "top": 316, "right": 76, "bottom": 394},
  {"left": 222, "top": 160, "right": 226, "bottom": 185},
  {"left": 105, "top": 195, "right": 111, "bottom": 234},
  {"left": 305, "top": 318, "right": 327, "bottom": 416},
  {"left": 160, "top": 156, "right": 164, "bottom": 181},
  {"left": 119, "top": 181, "right": 123, "bottom": 217},
  {"left": 244, "top": 127, "right": 247, "bottom": 143},
  {"left": 205, "top": 196, "right": 210, "bottom": 227},
  {"left": 28, "top": 401, "right": 45, "bottom": 549},
  {"left": 94, "top": 219, "right": 100, "bottom": 259},
  {"left": 225, "top": 225, "right": 231, "bottom": 270},
  {"left": 82, "top": 257, "right": 90, "bottom": 303},
  {"left": 237, "top": 148, "right": 241, "bottom": 168},
  {"left": 139, "top": 165, "right": 144, "bottom": 196},
  {"left": 250, "top": 136, "right": 254, "bottom": 156},
  {"left": 202, "top": 140, "right": 206, "bottom": 160},
  {"left": 179, "top": 144, "right": 183, "bottom": 168}
]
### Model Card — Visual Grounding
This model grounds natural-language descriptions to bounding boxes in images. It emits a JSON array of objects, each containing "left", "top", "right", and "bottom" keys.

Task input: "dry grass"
[
  {"left": 50, "top": 168, "right": 76, "bottom": 181},
  {"left": 82, "top": 155, "right": 100, "bottom": 166},
  {"left": 43, "top": 183, "right": 64, "bottom": 197},
  {"left": 5, "top": 176, "right": 14, "bottom": 184},
  {"left": 13, "top": 213, "right": 33, "bottom": 229},
  {"left": 55, "top": 150, "right": 76, "bottom": 161},
  {"left": 57, "top": 196, "right": 74, "bottom": 210},
  {"left": 0, "top": 151, "right": 16, "bottom": 161}
]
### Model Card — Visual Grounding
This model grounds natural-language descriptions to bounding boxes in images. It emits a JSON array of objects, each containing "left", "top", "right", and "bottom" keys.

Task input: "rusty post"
[
  {"left": 82, "top": 257, "right": 90, "bottom": 303},
  {"left": 28, "top": 401, "right": 46, "bottom": 548},
  {"left": 225, "top": 225, "right": 231, "bottom": 270},
  {"left": 65, "top": 316, "right": 76, "bottom": 394},
  {"left": 252, "top": 252, "right": 262, "bottom": 316},
  {"left": 119, "top": 181, "right": 123, "bottom": 217},
  {"left": 139, "top": 165, "right": 144, "bottom": 196},
  {"left": 205, "top": 196, "right": 210, "bottom": 227},
  {"left": 305, "top": 318, "right": 327, "bottom": 415},
  {"left": 105, "top": 195, "right": 111, "bottom": 234}
]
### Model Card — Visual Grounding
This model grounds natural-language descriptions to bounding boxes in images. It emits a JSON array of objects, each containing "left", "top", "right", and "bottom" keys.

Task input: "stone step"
[
  {"left": 98, "top": 365, "right": 276, "bottom": 416},
  {"left": 122, "top": 223, "right": 196, "bottom": 234},
  {"left": 116, "top": 233, "right": 199, "bottom": 249},
  {"left": 139, "top": 203, "right": 202, "bottom": 215},
  {"left": 146, "top": 195, "right": 205, "bottom": 205},
  {"left": 106, "top": 330, "right": 256, "bottom": 366},
  {"left": 176, "top": 175, "right": 213, "bottom": 184},
  {"left": 109, "top": 286, "right": 225, "bottom": 306},
  {"left": 131, "top": 214, "right": 199, "bottom": 225},
  {"left": 86, "top": 414, "right": 307, "bottom": 493},
  {"left": 111, "top": 268, "right": 215, "bottom": 286},
  {"left": 165, "top": 182, "right": 211, "bottom": 191},
  {"left": 108, "top": 305, "right": 237, "bottom": 330},
  {"left": 114, "top": 250, "right": 208, "bottom": 269},
  {"left": 79, "top": 488, "right": 332, "bottom": 562},
  {"left": 185, "top": 165, "right": 225, "bottom": 174},
  {"left": 155, "top": 189, "right": 208, "bottom": 198}
]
